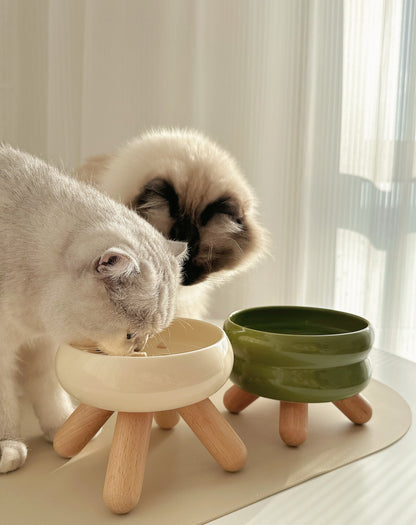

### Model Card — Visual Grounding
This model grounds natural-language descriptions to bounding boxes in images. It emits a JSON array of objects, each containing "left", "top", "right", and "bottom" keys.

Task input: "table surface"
[{"left": 209, "top": 349, "right": 416, "bottom": 525}]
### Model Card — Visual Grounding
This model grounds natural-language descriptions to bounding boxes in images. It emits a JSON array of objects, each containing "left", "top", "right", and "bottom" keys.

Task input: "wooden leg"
[
  {"left": 103, "top": 412, "right": 153, "bottom": 515},
  {"left": 178, "top": 398, "right": 247, "bottom": 472},
  {"left": 223, "top": 385, "right": 259, "bottom": 413},
  {"left": 154, "top": 410, "right": 180, "bottom": 429},
  {"left": 53, "top": 403, "right": 113, "bottom": 458},
  {"left": 279, "top": 401, "right": 308, "bottom": 447},
  {"left": 333, "top": 394, "right": 372, "bottom": 424}
]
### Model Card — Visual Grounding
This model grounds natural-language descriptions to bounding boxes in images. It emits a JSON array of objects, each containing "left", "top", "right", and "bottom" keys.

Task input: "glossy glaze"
[
  {"left": 56, "top": 318, "right": 233, "bottom": 412},
  {"left": 224, "top": 306, "right": 374, "bottom": 403}
]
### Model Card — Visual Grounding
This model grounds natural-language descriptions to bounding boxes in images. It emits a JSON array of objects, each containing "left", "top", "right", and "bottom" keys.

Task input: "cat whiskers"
[
  {"left": 175, "top": 318, "right": 193, "bottom": 331},
  {"left": 231, "top": 238, "right": 244, "bottom": 256},
  {"left": 151, "top": 331, "right": 171, "bottom": 355},
  {"left": 206, "top": 243, "right": 215, "bottom": 271},
  {"left": 76, "top": 346, "right": 104, "bottom": 354}
]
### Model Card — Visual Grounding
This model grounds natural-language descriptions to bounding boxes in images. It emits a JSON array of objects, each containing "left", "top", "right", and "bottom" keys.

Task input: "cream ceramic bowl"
[{"left": 55, "top": 319, "right": 233, "bottom": 413}]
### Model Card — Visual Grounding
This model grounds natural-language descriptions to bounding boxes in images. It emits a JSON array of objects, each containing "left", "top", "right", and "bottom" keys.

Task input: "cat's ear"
[
  {"left": 95, "top": 247, "right": 139, "bottom": 281},
  {"left": 167, "top": 240, "right": 188, "bottom": 263}
]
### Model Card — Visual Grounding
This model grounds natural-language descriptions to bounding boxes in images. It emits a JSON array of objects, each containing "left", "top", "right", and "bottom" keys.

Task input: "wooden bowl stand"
[
  {"left": 223, "top": 385, "right": 372, "bottom": 447},
  {"left": 53, "top": 398, "right": 247, "bottom": 515}
]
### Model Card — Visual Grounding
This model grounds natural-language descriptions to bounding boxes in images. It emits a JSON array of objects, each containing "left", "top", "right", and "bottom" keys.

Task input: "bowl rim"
[
  {"left": 225, "top": 305, "right": 373, "bottom": 338},
  {"left": 64, "top": 317, "right": 227, "bottom": 360}
]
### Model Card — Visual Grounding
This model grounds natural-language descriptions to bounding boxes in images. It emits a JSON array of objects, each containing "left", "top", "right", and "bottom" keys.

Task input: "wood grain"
[
  {"left": 103, "top": 412, "right": 153, "bottom": 514},
  {"left": 53, "top": 403, "right": 113, "bottom": 458},
  {"left": 223, "top": 385, "right": 259, "bottom": 413},
  {"left": 279, "top": 401, "right": 308, "bottom": 447},
  {"left": 178, "top": 398, "right": 247, "bottom": 472},
  {"left": 154, "top": 410, "right": 180, "bottom": 429},
  {"left": 333, "top": 394, "right": 373, "bottom": 424}
]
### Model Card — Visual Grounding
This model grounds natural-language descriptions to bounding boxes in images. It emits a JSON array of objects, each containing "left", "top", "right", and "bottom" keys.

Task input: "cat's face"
[
  {"left": 132, "top": 177, "right": 255, "bottom": 286},
  {"left": 100, "top": 130, "right": 267, "bottom": 287},
  {"left": 71, "top": 331, "right": 147, "bottom": 356},
  {"left": 52, "top": 239, "right": 186, "bottom": 356}
]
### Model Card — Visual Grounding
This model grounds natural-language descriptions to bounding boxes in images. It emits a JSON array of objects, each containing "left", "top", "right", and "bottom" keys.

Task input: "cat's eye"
[
  {"left": 126, "top": 333, "right": 132, "bottom": 340},
  {"left": 200, "top": 196, "right": 242, "bottom": 226},
  {"left": 134, "top": 178, "right": 179, "bottom": 218}
]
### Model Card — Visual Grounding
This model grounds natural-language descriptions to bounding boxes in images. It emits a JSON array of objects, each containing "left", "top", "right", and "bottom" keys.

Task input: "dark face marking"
[
  {"left": 181, "top": 260, "right": 207, "bottom": 286},
  {"left": 169, "top": 217, "right": 201, "bottom": 285},
  {"left": 169, "top": 216, "right": 199, "bottom": 244},
  {"left": 200, "top": 197, "right": 243, "bottom": 226},
  {"left": 133, "top": 178, "right": 179, "bottom": 218},
  {"left": 133, "top": 179, "right": 248, "bottom": 286}
]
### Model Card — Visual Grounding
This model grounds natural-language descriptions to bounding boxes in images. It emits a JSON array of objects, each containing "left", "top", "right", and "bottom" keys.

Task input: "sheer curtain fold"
[{"left": 1, "top": 0, "right": 415, "bottom": 359}]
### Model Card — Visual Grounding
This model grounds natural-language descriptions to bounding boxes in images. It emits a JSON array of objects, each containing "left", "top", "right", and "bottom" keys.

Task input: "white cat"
[
  {"left": 0, "top": 145, "right": 185, "bottom": 473},
  {"left": 76, "top": 128, "right": 268, "bottom": 318}
]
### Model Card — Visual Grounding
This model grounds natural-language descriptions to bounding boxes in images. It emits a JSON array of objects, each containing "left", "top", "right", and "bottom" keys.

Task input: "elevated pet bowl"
[
  {"left": 53, "top": 318, "right": 246, "bottom": 515},
  {"left": 223, "top": 306, "right": 374, "bottom": 446},
  {"left": 55, "top": 318, "right": 233, "bottom": 412}
]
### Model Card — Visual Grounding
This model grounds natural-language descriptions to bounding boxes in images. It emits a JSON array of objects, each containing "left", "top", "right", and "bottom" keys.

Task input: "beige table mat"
[{"left": 0, "top": 379, "right": 411, "bottom": 525}]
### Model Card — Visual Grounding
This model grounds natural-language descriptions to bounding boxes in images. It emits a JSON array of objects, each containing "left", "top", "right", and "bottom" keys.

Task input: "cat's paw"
[{"left": 0, "top": 440, "right": 27, "bottom": 473}]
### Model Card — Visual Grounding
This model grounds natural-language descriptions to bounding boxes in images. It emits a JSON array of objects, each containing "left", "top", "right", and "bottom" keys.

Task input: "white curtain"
[{"left": 1, "top": 0, "right": 415, "bottom": 360}]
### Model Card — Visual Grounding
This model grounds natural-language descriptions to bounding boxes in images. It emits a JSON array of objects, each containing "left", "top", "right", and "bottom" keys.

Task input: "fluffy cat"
[
  {"left": 0, "top": 145, "right": 185, "bottom": 473},
  {"left": 76, "top": 128, "right": 268, "bottom": 318}
]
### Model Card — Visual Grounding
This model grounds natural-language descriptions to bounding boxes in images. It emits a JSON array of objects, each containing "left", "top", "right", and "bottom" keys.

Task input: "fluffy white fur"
[
  {"left": 76, "top": 128, "right": 268, "bottom": 318},
  {"left": 0, "top": 145, "right": 185, "bottom": 473}
]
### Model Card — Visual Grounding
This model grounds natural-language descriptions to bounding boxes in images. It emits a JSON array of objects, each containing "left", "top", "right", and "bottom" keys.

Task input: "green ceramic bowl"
[{"left": 224, "top": 306, "right": 374, "bottom": 403}]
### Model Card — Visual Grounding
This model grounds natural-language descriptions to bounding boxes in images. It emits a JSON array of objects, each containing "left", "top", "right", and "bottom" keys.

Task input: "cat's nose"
[{"left": 133, "top": 334, "right": 149, "bottom": 352}]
